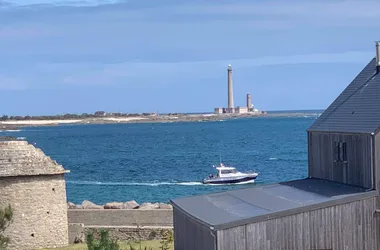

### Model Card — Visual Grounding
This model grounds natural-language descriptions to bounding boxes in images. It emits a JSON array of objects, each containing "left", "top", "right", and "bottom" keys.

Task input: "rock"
[
  {"left": 104, "top": 201, "right": 140, "bottom": 209},
  {"left": 104, "top": 202, "right": 124, "bottom": 209},
  {"left": 67, "top": 202, "right": 76, "bottom": 209},
  {"left": 82, "top": 200, "right": 103, "bottom": 209},
  {"left": 139, "top": 202, "right": 159, "bottom": 210},
  {"left": 158, "top": 203, "right": 173, "bottom": 209},
  {"left": 123, "top": 200, "right": 139, "bottom": 209},
  {"left": 148, "top": 230, "right": 158, "bottom": 240},
  {"left": 74, "top": 205, "right": 83, "bottom": 209},
  {"left": 73, "top": 235, "right": 84, "bottom": 244}
]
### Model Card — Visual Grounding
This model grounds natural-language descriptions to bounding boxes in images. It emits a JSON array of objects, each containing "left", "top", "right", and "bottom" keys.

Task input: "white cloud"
[
  {"left": 170, "top": 0, "right": 380, "bottom": 27},
  {"left": 0, "top": 0, "right": 377, "bottom": 90},
  {"left": 59, "top": 50, "right": 372, "bottom": 86},
  {"left": 176, "top": 1, "right": 380, "bottom": 18}
]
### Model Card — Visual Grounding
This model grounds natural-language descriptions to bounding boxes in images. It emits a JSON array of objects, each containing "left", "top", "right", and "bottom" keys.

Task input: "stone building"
[{"left": 0, "top": 139, "right": 69, "bottom": 250}]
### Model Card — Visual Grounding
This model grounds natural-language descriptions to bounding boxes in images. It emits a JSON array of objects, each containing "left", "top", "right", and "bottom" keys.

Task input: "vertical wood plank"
[
  {"left": 218, "top": 197, "right": 377, "bottom": 250},
  {"left": 173, "top": 207, "right": 216, "bottom": 250},
  {"left": 309, "top": 132, "right": 372, "bottom": 188}
]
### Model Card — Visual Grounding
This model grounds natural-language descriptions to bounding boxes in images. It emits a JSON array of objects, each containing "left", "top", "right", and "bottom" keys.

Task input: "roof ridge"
[{"left": 308, "top": 58, "right": 380, "bottom": 133}]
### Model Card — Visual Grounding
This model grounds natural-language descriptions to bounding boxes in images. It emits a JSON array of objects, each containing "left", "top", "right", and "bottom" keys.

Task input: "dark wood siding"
[
  {"left": 375, "top": 133, "right": 380, "bottom": 193},
  {"left": 217, "top": 197, "right": 378, "bottom": 250},
  {"left": 173, "top": 207, "right": 216, "bottom": 250},
  {"left": 374, "top": 133, "right": 380, "bottom": 210},
  {"left": 307, "top": 131, "right": 312, "bottom": 177},
  {"left": 309, "top": 132, "right": 373, "bottom": 188},
  {"left": 217, "top": 226, "right": 246, "bottom": 250}
]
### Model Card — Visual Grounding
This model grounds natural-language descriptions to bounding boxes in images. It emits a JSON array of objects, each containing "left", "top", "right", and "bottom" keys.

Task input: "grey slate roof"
[
  {"left": 308, "top": 58, "right": 380, "bottom": 133},
  {"left": 170, "top": 178, "right": 376, "bottom": 230}
]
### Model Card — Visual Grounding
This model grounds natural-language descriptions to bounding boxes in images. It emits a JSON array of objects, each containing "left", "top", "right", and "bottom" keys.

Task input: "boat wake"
[
  {"left": 207, "top": 180, "right": 256, "bottom": 186},
  {"left": 66, "top": 180, "right": 255, "bottom": 187},
  {"left": 66, "top": 180, "right": 203, "bottom": 186}
]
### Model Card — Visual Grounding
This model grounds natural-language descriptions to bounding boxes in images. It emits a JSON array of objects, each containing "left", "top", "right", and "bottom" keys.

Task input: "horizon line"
[{"left": 0, "top": 109, "right": 325, "bottom": 117}]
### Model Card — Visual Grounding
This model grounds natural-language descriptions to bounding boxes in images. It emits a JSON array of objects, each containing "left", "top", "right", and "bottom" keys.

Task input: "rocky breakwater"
[{"left": 67, "top": 200, "right": 173, "bottom": 210}]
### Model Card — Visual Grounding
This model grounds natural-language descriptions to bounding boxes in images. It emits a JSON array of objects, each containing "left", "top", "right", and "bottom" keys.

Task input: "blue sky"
[{"left": 0, "top": 0, "right": 379, "bottom": 115}]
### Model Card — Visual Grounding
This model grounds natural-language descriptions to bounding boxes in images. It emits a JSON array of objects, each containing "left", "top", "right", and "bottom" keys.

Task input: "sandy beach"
[
  {"left": 0, "top": 120, "right": 83, "bottom": 125},
  {"left": 102, "top": 117, "right": 147, "bottom": 122}
]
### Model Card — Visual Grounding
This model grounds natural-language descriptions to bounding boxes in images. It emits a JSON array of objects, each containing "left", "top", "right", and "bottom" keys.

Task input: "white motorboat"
[{"left": 202, "top": 163, "right": 259, "bottom": 185}]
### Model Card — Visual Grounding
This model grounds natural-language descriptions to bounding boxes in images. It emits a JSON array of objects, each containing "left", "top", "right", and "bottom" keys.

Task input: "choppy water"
[{"left": 1, "top": 114, "right": 319, "bottom": 204}]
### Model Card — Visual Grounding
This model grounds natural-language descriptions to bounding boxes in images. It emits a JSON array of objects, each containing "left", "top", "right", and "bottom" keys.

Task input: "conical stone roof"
[{"left": 0, "top": 139, "right": 68, "bottom": 177}]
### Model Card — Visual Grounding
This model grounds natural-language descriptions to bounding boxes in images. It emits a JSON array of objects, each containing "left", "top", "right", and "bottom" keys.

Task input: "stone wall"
[
  {"left": 100, "top": 226, "right": 172, "bottom": 241},
  {"left": 0, "top": 175, "right": 68, "bottom": 250},
  {"left": 68, "top": 223, "right": 85, "bottom": 244},
  {"left": 67, "top": 208, "right": 174, "bottom": 243},
  {"left": 68, "top": 209, "right": 173, "bottom": 226},
  {"left": 69, "top": 224, "right": 173, "bottom": 243}
]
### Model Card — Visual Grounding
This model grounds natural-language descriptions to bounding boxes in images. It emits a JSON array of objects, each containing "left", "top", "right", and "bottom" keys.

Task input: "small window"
[
  {"left": 342, "top": 142, "right": 347, "bottom": 162},
  {"left": 221, "top": 170, "right": 233, "bottom": 174},
  {"left": 339, "top": 142, "right": 344, "bottom": 162},
  {"left": 334, "top": 141, "right": 347, "bottom": 163}
]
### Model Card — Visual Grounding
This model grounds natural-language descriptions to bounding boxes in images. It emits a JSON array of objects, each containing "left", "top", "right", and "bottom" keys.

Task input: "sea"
[{"left": 0, "top": 110, "right": 322, "bottom": 205}]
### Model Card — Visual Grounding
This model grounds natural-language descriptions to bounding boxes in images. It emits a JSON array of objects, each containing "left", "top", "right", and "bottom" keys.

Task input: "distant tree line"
[{"left": 0, "top": 111, "right": 158, "bottom": 121}]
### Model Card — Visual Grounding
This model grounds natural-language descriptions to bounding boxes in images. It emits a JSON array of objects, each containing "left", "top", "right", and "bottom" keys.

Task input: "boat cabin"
[
  {"left": 218, "top": 168, "right": 237, "bottom": 175},
  {"left": 216, "top": 165, "right": 237, "bottom": 176},
  {"left": 212, "top": 164, "right": 239, "bottom": 178}
]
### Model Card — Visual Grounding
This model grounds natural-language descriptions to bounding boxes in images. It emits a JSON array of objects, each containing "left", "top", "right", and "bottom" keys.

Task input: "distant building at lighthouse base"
[
  {"left": 214, "top": 104, "right": 259, "bottom": 115},
  {"left": 214, "top": 92, "right": 261, "bottom": 114}
]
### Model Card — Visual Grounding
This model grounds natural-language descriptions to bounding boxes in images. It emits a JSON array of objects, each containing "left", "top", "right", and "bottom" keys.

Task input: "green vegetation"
[
  {"left": 47, "top": 228, "right": 174, "bottom": 250},
  {"left": 0, "top": 205, "right": 13, "bottom": 250},
  {"left": 46, "top": 240, "right": 172, "bottom": 250},
  {"left": 158, "top": 230, "right": 173, "bottom": 250},
  {"left": 86, "top": 229, "right": 120, "bottom": 250}
]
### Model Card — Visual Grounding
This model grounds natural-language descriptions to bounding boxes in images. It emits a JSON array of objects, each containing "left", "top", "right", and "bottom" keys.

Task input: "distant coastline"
[{"left": 0, "top": 110, "right": 322, "bottom": 131}]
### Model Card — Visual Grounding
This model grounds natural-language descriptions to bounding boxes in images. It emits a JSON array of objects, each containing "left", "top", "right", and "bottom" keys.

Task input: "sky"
[{"left": 0, "top": 0, "right": 380, "bottom": 115}]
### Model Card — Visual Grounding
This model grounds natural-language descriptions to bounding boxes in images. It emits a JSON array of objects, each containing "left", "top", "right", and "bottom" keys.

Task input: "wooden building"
[{"left": 170, "top": 42, "right": 380, "bottom": 250}]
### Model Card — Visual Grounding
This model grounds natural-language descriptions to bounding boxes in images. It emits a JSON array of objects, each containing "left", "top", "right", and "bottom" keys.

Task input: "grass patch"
[{"left": 44, "top": 240, "right": 174, "bottom": 250}]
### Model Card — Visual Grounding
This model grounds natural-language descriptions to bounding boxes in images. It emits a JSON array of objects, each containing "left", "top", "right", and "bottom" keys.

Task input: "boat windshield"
[{"left": 220, "top": 169, "right": 237, "bottom": 174}]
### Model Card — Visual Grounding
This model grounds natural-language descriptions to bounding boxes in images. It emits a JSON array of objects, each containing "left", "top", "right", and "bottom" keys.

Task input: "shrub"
[
  {"left": 0, "top": 205, "right": 13, "bottom": 250},
  {"left": 159, "top": 230, "right": 173, "bottom": 250},
  {"left": 85, "top": 229, "right": 120, "bottom": 250}
]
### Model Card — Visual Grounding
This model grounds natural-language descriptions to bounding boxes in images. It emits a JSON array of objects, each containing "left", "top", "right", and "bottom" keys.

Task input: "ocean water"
[{"left": 1, "top": 115, "right": 319, "bottom": 204}]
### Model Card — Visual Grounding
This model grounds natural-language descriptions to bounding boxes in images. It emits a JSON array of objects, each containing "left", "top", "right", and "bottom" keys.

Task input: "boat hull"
[{"left": 202, "top": 175, "right": 257, "bottom": 185}]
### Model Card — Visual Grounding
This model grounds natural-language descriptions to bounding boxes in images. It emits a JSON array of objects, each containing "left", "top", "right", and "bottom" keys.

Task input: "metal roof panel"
[{"left": 170, "top": 178, "right": 373, "bottom": 229}]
